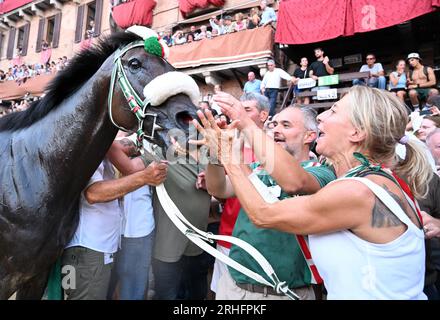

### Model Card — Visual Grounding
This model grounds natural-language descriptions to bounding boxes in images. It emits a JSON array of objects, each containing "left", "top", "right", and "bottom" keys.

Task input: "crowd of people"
[{"left": 160, "top": 0, "right": 277, "bottom": 47}]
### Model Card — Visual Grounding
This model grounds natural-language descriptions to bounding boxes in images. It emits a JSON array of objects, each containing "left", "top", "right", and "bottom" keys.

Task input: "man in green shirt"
[{"left": 208, "top": 105, "right": 336, "bottom": 300}]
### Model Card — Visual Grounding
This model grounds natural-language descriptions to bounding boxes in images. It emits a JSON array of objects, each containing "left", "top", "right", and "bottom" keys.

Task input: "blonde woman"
[{"left": 196, "top": 86, "right": 432, "bottom": 299}]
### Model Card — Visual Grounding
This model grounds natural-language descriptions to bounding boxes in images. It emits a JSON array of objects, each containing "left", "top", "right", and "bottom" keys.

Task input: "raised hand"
[
  {"left": 212, "top": 92, "right": 252, "bottom": 129},
  {"left": 189, "top": 109, "right": 241, "bottom": 165}
]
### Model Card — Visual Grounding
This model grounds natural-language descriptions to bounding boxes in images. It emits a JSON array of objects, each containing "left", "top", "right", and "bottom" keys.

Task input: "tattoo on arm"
[
  {"left": 371, "top": 185, "right": 405, "bottom": 228},
  {"left": 118, "top": 138, "right": 138, "bottom": 157}
]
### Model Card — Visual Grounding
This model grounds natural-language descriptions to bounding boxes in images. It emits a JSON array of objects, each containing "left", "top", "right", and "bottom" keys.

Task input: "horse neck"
[{"left": 32, "top": 70, "right": 118, "bottom": 196}]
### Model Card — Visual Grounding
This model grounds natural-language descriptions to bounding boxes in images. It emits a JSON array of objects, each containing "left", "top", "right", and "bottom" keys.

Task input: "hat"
[{"left": 407, "top": 53, "right": 422, "bottom": 61}]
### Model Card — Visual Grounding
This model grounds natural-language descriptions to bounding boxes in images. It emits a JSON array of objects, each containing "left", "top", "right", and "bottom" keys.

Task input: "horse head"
[{"left": 106, "top": 26, "right": 199, "bottom": 153}]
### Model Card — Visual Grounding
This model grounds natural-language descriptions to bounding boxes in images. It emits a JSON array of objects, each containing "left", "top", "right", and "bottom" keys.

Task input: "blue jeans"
[
  {"left": 152, "top": 253, "right": 208, "bottom": 300},
  {"left": 353, "top": 76, "right": 386, "bottom": 90},
  {"left": 264, "top": 88, "right": 279, "bottom": 116},
  {"left": 115, "top": 232, "right": 155, "bottom": 300}
]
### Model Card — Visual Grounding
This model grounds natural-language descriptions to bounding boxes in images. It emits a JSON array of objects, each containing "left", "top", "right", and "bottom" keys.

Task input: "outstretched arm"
[
  {"left": 212, "top": 93, "right": 322, "bottom": 194},
  {"left": 223, "top": 163, "right": 367, "bottom": 235}
]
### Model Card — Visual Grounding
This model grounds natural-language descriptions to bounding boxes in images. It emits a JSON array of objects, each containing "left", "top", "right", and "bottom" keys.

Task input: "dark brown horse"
[{"left": 0, "top": 30, "right": 198, "bottom": 299}]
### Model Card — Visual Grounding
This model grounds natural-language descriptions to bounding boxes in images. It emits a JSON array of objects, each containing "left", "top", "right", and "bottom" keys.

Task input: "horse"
[{"left": 0, "top": 28, "right": 199, "bottom": 299}]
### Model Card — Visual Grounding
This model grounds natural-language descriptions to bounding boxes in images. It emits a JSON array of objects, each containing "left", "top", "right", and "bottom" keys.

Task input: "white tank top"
[{"left": 309, "top": 177, "right": 427, "bottom": 300}]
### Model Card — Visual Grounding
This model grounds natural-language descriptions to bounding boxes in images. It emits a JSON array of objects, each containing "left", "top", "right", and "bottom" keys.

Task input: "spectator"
[
  {"left": 106, "top": 137, "right": 166, "bottom": 300},
  {"left": 209, "top": 16, "right": 226, "bottom": 35},
  {"left": 172, "top": 30, "right": 187, "bottom": 45},
  {"left": 211, "top": 28, "right": 219, "bottom": 38},
  {"left": 417, "top": 116, "right": 440, "bottom": 143},
  {"left": 214, "top": 85, "right": 432, "bottom": 300},
  {"left": 143, "top": 141, "right": 212, "bottom": 300},
  {"left": 189, "top": 25, "right": 199, "bottom": 39},
  {"left": 62, "top": 56, "right": 69, "bottom": 67},
  {"left": 426, "top": 128, "right": 440, "bottom": 175},
  {"left": 0, "top": 70, "right": 5, "bottom": 82},
  {"left": 162, "top": 30, "right": 173, "bottom": 46},
  {"left": 86, "top": 20, "right": 95, "bottom": 39},
  {"left": 309, "top": 47, "right": 334, "bottom": 79},
  {"left": 12, "top": 48, "right": 23, "bottom": 68},
  {"left": 233, "top": 13, "right": 247, "bottom": 32},
  {"left": 293, "top": 57, "right": 311, "bottom": 105},
  {"left": 259, "top": 0, "right": 277, "bottom": 27},
  {"left": 353, "top": 53, "right": 386, "bottom": 90},
  {"left": 223, "top": 16, "right": 234, "bottom": 33},
  {"left": 389, "top": 59, "right": 408, "bottom": 103},
  {"left": 247, "top": 12, "right": 260, "bottom": 29},
  {"left": 186, "top": 33, "right": 195, "bottom": 43},
  {"left": 203, "top": 92, "right": 269, "bottom": 296},
  {"left": 243, "top": 71, "right": 262, "bottom": 94},
  {"left": 40, "top": 40, "right": 52, "bottom": 66},
  {"left": 261, "top": 59, "right": 294, "bottom": 116},
  {"left": 62, "top": 156, "right": 167, "bottom": 300},
  {"left": 196, "top": 25, "right": 211, "bottom": 40},
  {"left": 407, "top": 53, "right": 439, "bottom": 111},
  {"left": 214, "top": 84, "right": 222, "bottom": 94}
]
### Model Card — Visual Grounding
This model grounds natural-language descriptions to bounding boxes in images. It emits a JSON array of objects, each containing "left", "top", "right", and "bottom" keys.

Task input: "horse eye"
[{"left": 128, "top": 58, "right": 141, "bottom": 70}]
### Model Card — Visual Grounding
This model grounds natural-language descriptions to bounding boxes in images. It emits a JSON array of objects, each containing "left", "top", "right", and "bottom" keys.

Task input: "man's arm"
[
  {"left": 421, "top": 67, "right": 437, "bottom": 88},
  {"left": 106, "top": 139, "right": 145, "bottom": 175},
  {"left": 309, "top": 68, "right": 318, "bottom": 81},
  {"left": 205, "top": 164, "right": 236, "bottom": 199},
  {"left": 323, "top": 57, "right": 334, "bottom": 75},
  {"left": 84, "top": 163, "right": 168, "bottom": 204}
]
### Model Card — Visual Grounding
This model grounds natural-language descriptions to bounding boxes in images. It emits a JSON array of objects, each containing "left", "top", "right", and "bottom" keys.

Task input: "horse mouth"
[{"left": 175, "top": 111, "right": 194, "bottom": 130}]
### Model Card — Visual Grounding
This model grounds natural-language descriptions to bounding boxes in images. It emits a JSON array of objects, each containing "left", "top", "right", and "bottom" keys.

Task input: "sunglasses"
[{"left": 366, "top": 57, "right": 375, "bottom": 60}]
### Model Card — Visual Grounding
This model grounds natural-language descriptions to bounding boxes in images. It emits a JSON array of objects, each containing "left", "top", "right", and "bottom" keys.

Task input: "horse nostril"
[{"left": 175, "top": 111, "right": 194, "bottom": 130}]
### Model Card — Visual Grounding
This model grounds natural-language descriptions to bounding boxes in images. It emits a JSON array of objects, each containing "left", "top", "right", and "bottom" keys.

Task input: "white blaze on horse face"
[{"left": 143, "top": 71, "right": 200, "bottom": 107}]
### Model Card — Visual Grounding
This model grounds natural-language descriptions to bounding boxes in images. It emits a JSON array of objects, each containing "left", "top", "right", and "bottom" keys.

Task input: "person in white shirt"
[
  {"left": 353, "top": 53, "right": 386, "bottom": 90},
  {"left": 106, "top": 137, "right": 165, "bottom": 300},
  {"left": 62, "top": 147, "right": 167, "bottom": 300},
  {"left": 259, "top": 0, "right": 277, "bottom": 27},
  {"left": 260, "top": 59, "right": 294, "bottom": 116}
]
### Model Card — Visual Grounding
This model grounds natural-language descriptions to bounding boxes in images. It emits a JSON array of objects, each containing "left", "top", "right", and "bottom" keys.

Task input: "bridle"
[{"left": 107, "top": 40, "right": 161, "bottom": 148}]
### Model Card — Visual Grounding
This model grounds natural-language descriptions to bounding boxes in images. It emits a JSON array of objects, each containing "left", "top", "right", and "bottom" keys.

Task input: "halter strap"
[{"left": 107, "top": 40, "right": 162, "bottom": 149}]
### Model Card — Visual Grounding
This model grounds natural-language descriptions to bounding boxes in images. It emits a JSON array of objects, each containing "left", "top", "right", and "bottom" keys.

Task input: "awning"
[
  {"left": 275, "top": 0, "right": 440, "bottom": 45},
  {"left": 0, "top": 74, "right": 55, "bottom": 100},
  {"left": 178, "top": 0, "right": 260, "bottom": 24},
  {"left": 111, "top": 0, "right": 156, "bottom": 29},
  {"left": 0, "top": 0, "right": 34, "bottom": 14},
  {"left": 168, "top": 26, "right": 273, "bottom": 69},
  {"left": 178, "top": 0, "right": 225, "bottom": 17}
]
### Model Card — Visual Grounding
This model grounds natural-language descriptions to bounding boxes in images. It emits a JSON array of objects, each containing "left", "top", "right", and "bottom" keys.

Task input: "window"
[
  {"left": 17, "top": 26, "right": 25, "bottom": 50},
  {"left": 75, "top": 0, "right": 102, "bottom": 43},
  {"left": 46, "top": 16, "right": 55, "bottom": 46},
  {"left": 85, "top": 1, "right": 96, "bottom": 39}
]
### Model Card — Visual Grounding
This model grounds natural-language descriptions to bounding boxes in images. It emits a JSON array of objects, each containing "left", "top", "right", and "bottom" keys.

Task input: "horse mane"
[{"left": 0, "top": 31, "right": 142, "bottom": 132}]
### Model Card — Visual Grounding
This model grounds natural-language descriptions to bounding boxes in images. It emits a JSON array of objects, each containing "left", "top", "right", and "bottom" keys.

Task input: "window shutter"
[
  {"left": 21, "top": 23, "right": 31, "bottom": 56},
  {"left": 36, "top": 18, "right": 45, "bottom": 53},
  {"left": 94, "top": 0, "right": 103, "bottom": 37},
  {"left": 75, "top": 5, "right": 85, "bottom": 43},
  {"left": 52, "top": 13, "right": 62, "bottom": 48},
  {"left": 6, "top": 28, "right": 16, "bottom": 59}
]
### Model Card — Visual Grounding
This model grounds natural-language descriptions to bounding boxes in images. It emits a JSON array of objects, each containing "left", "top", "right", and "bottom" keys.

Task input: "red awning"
[
  {"left": 168, "top": 26, "right": 273, "bottom": 69},
  {"left": 275, "top": 0, "right": 440, "bottom": 45},
  {"left": 178, "top": 0, "right": 225, "bottom": 17},
  {"left": 111, "top": 0, "right": 156, "bottom": 29},
  {"left": 0, "top": 74, "right": 55, "bottom": 100},
  {"left": 0, "top": 0, "right": 34, "bottom": 14}
]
